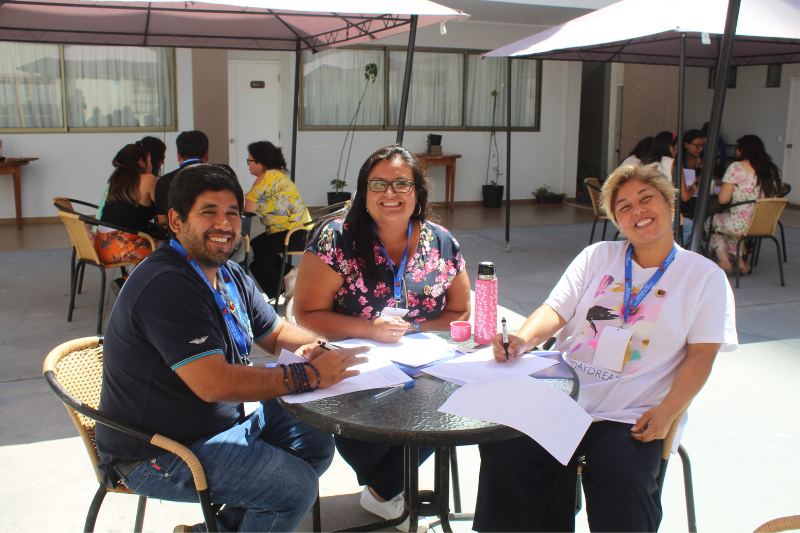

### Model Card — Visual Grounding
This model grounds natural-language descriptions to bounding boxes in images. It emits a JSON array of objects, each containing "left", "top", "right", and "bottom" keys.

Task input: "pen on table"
[
  {"left": 502, "top": 317, "right": 509, "bottom": 361},
  {"left": 371, "top": 380, "right": 415, "bottom": 401}
]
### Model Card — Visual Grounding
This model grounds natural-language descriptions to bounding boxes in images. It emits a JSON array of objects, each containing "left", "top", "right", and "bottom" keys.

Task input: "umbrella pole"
[
  {"left": 673, "top": 33, "right": 686, "bottom": 242},
  {"left": 504, "top": 57, "right": 512, "bottom": 252},
  {"left": 290, "top": 38, "right": 301, "bottom": 182},
  {"left": 396, "top": 15, "right": 419, "bottom": 145},
  {"left": 690, "top": 0, "right": 742, "bottom": 253}
]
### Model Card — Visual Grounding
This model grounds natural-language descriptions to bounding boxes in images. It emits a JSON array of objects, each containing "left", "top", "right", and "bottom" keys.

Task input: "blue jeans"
[{"left": 117, "top": 399, "right": 334, "bottom": 532}]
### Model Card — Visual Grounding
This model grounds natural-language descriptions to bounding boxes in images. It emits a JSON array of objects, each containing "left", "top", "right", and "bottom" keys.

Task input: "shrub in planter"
[{"left": 533, "top": 185, "right": 567, "bottom": 205}]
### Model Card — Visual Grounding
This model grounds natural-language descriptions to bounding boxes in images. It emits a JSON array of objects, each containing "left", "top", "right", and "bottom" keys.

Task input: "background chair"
[
  {"left": 52, "top": 197, "right": 99, "bottom": 288},
  {"left": 54, "top": 199, "right": 157, "bottom": 334},
  {"left": 776, "top": 183, "right": 791, "bottom": 263},
  {"left": 705, "top": 198, "right": 788, "bottom": 288},
  {"left": 43, "top": 336, "right": 218, "bottom": 532},
  {"left": 755, "top": 515, "right": 800, "bottom": 532},
  {"left": 585, "top": 178, "right": 609, "bottom": 244}
]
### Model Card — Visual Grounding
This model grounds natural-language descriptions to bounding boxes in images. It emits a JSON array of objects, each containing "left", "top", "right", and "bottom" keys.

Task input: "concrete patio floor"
[{"left": 2, "top": 218, "right": 799, "bottom": 532}]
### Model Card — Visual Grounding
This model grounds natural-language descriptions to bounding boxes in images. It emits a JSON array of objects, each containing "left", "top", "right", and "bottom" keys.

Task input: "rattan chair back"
[
  {"left": 57, "top": 210, "right": 103, "bottom": 265},
  {"left": 42, "top": 336, "right": 110, "bottom": 486},
  {"left": 584, "top": 178, "right": 607, "bottom": 219},
  {"left": 744, "top": 198, "right": 788, "bottom": 237}
]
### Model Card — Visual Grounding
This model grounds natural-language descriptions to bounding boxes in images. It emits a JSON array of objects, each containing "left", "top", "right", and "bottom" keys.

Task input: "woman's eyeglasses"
[
  {"left": 367, "top": 179, "right": 414, "bottom": 193},
  {"left": 246, "top": 158, "right": 256, "bottom": 164},
  {"left": 689, "top": 142, "right": 706, "bottom": 148}
]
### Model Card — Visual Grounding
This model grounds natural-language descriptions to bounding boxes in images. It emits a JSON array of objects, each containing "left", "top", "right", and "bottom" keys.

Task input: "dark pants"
[
  {"left": 473, "top": 421, "right": 663, "bottom": 532},
  {"left": 249, "top": 229, "right": 308, "bottom": 298},
  {"left": 334, "top": 436, "right": 435, "bottom": 501}
]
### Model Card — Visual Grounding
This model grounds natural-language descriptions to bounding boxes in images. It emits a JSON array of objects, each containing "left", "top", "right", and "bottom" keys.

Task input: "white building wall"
[{"left": 0, "top": 48, "right": 194, "bottom": 220}]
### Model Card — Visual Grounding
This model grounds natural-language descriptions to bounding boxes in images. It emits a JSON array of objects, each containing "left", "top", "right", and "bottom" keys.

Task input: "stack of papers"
[
  {"left": 334, "top": 333, "right": 456, "bottom": 367},
  {"left": 422, "top": 347, "right": 559, "bottom": 385},
  {"left": 277, "top": 349, "right": 410, "bottom": 404}
]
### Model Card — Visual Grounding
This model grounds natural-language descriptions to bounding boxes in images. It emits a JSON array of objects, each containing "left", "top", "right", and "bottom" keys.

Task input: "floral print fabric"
[
  {"left": 707, "top": 162, "right": 761, "bottom": 254},
  {"left": 245, "top": 169, "right": 312, "bottom": 234},
  {"left": 94, "top": 230, "right": 153, "bottom": 265},
  {"left": 308, "top": 219, "right": 465, "bottom": 325}
]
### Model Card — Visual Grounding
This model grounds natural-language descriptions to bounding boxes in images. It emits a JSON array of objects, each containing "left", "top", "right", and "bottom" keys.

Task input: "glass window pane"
[
  {"left": 64, "top": 46, "right": 173, "bottom": 128},
  {"left": 388, "top": 50, "right": 463, "bottom": 127},
  {"left": 466, "top": 55, "right": 538, "bottom": 128},
  {"left": 0, "top": 42, "right": 64, "bottom": 129},
  {"left": 303, "top": 49, "right": 384, "bottom": 127}
]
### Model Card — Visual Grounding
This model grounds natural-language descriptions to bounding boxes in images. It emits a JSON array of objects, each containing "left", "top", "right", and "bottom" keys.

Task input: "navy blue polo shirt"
[{"left": 95, "top": 241, "right": 278, "bottom": 486}]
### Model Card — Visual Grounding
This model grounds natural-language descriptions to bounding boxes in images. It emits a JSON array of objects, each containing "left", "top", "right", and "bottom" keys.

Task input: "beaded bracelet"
[
  {"left": 279, "top": 362, "right": 322, "bottom": 394},
  {"left": 304, "top": 361, "right": 321, "bottom": 391},
  {"left": 279, "top": 364, "right": 296, "bottom": 395},
  {"left": 290, "top": 363, "right": 303, "bottom": 394}
]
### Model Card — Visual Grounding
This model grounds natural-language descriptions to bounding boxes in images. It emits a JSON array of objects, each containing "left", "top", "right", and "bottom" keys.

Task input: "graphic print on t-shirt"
[{"left": 569, "top": 273, "right": 666, "bottom": 378}]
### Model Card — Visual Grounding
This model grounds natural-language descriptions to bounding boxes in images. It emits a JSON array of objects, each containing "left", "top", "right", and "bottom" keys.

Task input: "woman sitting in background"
[
  {"left": 139, "top": 136, "right": 167, "bottom": 177},
  {"left": 95, "top": 143, "right": 158, "bottom": 266},
  {"left": 244, "top": 141, "right": 311, "bottom": 297},
  {"left": 683, "top": 129, "right": 706, "bottom": 171},
  {"left": 293, "top": 144, "right": 471, "bottom": 533},
  {"left": 706, "top": 134, "right": 782, "bottom": 274},
  {"left": 645, "top": 130, "right": 695, "bottom": 242},
  {"left": 621, "top": 136, "right": 654, "bottom": 166}
]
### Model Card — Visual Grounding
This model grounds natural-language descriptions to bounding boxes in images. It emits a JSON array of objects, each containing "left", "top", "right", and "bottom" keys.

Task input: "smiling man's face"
[{"left": 172, "top": 189, "right": 242, "bottom": 270}]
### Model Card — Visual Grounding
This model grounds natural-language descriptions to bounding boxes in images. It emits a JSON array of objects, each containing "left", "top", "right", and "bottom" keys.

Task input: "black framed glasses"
[
  {"left": 689, "top": 142, "right": 706, "bottom": 148},
  {"left": 246, "top": 158, "right": 256, "bottom": 164},
  {"left": 368, "top": 179, "right": 414, "bottom": 193}
]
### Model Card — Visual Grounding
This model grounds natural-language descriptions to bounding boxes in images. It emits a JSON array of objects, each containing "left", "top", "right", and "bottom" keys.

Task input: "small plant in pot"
[
  {"left": 482, "top": 89, "right": 504, "bottom": 208},
  {"left": 329, "top": 62, "right": 378, "bottom": 205},
  {"left": 533, "top": 185, "right": 567, "bottom": 205}
]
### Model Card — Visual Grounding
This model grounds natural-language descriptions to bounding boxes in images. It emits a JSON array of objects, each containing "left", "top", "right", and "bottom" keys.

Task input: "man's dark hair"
[
  {"left": 176, "top": 130, "right": 209, "bottom": 159},
  {"left": 168, "top": 164, "right": 244, "bottom": 229}
]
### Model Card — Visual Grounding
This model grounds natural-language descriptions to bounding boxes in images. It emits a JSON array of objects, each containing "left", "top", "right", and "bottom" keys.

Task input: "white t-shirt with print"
[{"left": 545, "top": 240, "right": 737, "bottom": 424}]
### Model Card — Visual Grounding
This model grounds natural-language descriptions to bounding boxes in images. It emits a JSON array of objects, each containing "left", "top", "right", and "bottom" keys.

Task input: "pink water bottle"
[{"left": 474, "top": 262, "right": 498, "bottom": 345}]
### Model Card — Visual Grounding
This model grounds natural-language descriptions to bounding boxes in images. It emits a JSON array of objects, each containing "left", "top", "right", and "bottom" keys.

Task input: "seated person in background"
[
  {"left": 293, "top": 144, "right": 471, "bottom": 533},
  {"left": 679, "top": 129, "right": 708, "bottom": 218},
  {"left": 706, "top": 134, "right": 782, "bottom": 274},
  {"left": 95, "top": 164, "right": 368, "bottom": 533},
  {"left": 95, "top": 143, "right": 158, "bottom": 266},
  {"left": 473, "top": 162, "right": 737, "bottom": 533},
  {"left": 155, "top": 130, "right": 234, "bottom": 224},
  {"left": 645, "top": 130, "right": 695, "bottom": 242},
  {"left": 139, "top": 136, "right": 167, "bottom": 177},
  {"left": 620, "top": 135, "right": 654, "bottom": 166},
  {"left": 243, "top": 141, "right": 311, "bottom": 297}
]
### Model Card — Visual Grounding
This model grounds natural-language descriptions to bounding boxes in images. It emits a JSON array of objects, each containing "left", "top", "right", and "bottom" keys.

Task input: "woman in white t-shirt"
[{"left": 472, "top": 162, "right": 737, "bottom": 532}]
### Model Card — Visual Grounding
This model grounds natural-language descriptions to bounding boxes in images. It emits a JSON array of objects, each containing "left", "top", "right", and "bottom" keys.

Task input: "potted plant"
[
  {"left": 533, "top": 185, "right": 567, "bottom": 205},
  {"left": 329, "top": 62, "right": 379, "bottom": 205},
  {"left": 482, "top": 89, "right": 504, "bottom": 208}
]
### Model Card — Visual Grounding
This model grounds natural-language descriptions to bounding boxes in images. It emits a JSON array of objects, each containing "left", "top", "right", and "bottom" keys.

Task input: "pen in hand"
[
  {"left": 371, "top": 380, "right": 415, "bottom": 400},
  {"left": 316, "top": 340, "right": 345, "bottom": 351},
  {"left": 502, "top": 317, "right": 509, "bottom": 361}
]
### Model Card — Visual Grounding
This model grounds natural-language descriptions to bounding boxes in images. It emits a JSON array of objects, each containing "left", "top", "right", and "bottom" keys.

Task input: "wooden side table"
[
  {"left": 415, "top": 153, "right": 462, "bottom": 211},
  {"left": 0, "top": 160, "right": 31, "bottom": 229}
]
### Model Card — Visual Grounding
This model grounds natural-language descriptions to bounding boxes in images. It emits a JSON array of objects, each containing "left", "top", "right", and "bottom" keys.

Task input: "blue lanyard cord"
[
  {"left": 180, "top": 159, "right": 203, "bottom": 167},
  {"left": 622, "top": 244, "right": 677, "bottom": 324},
  {"left": 374, "top": 220, "right": 412, "bottom": 305},
  {"left": 170, "top": 239, "right": 252, "bottom": 358}
]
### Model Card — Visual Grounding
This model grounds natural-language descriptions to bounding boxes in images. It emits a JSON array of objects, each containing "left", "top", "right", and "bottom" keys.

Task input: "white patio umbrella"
[
  {"left": 485, "top": 0, "right": 799, "bottom": 253},
  {"left": 0, "top": 0, "right": 469, "bottom": 175}
]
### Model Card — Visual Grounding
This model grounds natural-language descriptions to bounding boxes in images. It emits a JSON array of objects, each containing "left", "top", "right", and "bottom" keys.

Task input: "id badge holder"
[
  {"left": 592, "top": 326, "right": 633, "bottom": 373},
  {"left": 381, "top": 307, "right": 409, "bottom": 319}
]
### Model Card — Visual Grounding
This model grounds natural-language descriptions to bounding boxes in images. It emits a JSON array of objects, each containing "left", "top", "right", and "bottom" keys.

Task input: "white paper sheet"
[
  {"left": 438, "top": 375, "right": 592, "bottom": 465},
  {"left": 381, "top": 306, "right": 409, "bottom": 318},
  {"left": 333, "top": 333, "right": 455, "bottom": 368},
  {"left": 421, "top": 347, "right": 558, "bottom": 385},
  {"left": 277, "top": 349, "right": 411, "bottom": 404},
  {"left": 684, "top": 168, "right": 696, "bottom": 187}
]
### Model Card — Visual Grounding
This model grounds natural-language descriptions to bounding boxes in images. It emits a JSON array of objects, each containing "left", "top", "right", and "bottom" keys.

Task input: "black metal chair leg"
[
  {"left": 754, "top": 239, "right": 762, "bottom": 268},
  {"left": 71, "top": 247, "right": 76, "bottom": 291},
  {"left": 778, "top": 221, "right": 787, "bottom": 262},
  {"left": 97, "top": 266, "right": 106, "bottom": 335},
  {"left": 677, "top": 445, "right": 697, "bottom": 533},
  {"left": 77, "top": 262, "right": 86, "bottom": 294},
  {"left": 133, "top": 495, "right": 146, "bottom": 532},
  {"left": 601, "top": 219, "right": 608, "bottom": 240},
  {"left": 589, "top": 217, "right": 598, "bottom": 245},
  {"left": 771, "top": 236, "right": 786, "bottom": 287},
  {"left": 198, "top": 488, "right": 219, "bottom": 533},
  {"left": 84, "top": 483, "right": 107, "bottom": 533},
  {"left": 448, "top": 447, "right": 462, "bottom": 513},
  {"left": 735, "top": 239, "right": 743, "bottom": 288},
  {"left": 313, "top": 491, "right": 322, "bottom": 533}
]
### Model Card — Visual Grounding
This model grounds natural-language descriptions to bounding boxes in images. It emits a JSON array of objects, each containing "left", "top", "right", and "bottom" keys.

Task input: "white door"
[
  {"left": 228, "top": 60, "right": 281, "bottom": 190},
  {"left": 783, "top": 77, "right": 800, "bottom": 204}
]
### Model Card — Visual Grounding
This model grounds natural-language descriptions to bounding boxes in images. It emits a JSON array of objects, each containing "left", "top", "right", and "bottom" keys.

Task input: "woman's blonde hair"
[{"left": 599, "top": 162, "right": 677, "bottom": 227}]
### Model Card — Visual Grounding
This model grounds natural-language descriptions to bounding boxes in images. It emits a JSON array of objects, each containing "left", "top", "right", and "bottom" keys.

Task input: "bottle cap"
[{"left": 477, "top": 262, "right": 495, "bottom": 277}]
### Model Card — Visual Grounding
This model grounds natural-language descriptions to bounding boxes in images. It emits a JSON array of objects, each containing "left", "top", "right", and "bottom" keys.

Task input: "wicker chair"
[
  {"left": 705, "top": 198, "right": 788, "bottom": 288},
  {"left": 755, "top": 515, "right": 800, "bottom": 532},
  {"left": 585, "top": 178, "right": 610, "bottom": 244},
  {"left": 53, "top": 198, "right": 157, "bottom": 334},
  {"left": 43, "top": 336, "right": 218, "bottom": 532}
]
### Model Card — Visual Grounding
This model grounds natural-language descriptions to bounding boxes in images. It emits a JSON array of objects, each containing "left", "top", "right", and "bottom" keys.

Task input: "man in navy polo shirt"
[{"left": 96, "top": 164, "right": 368, "bottom": 533}]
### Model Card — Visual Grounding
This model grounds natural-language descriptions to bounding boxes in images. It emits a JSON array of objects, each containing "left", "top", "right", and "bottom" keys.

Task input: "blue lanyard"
[
  {"left": 623, "top": 244, "right": 677, "bottom": 324},
  {"left": 374, "top": 220, "right": 412, "bottom": 304},
  {"left": 170, "top": 239, "right": 251, "bottom": 358},
  {"left": 180, "top": 159, "right": 203, "bottom": 167}
]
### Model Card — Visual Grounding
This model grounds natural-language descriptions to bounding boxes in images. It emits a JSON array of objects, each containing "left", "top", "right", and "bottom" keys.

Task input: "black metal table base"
[{"left": 331, "top": 446, "right": 471, "bottom": 533}]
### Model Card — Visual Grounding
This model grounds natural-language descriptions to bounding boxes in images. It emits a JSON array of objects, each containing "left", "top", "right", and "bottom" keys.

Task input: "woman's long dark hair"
[
  {"left": 643, "top": 131, "right": 677, "bottom": 165},
  {"left": 107, "top": 143, "right": 148, "bottom": 206},
  {"left": 312, "top": 144, "right": 434, "bottom": 278},
  {"left": 139, "top": 136, "right": 166, "bottom": 176},
  {"left": 248, "top": 141, "right": 287, "bottom": 172},
  {"left": 628, "top": 136, "right": 654, "bottom": 159},
  {"left": 736, "top": 134, "right": 782, "bottom": 198}
]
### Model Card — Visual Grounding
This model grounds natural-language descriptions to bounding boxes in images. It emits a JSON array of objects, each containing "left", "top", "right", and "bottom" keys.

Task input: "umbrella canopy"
[
  {"left": 0, "top": 0, "right": 467, "bottom": 51},
  {"left": 484, "top": 0, "right": 800, "bottom": 66}
]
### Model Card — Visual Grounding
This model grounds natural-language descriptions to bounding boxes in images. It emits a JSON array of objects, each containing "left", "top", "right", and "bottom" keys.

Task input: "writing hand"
[
  {"left": 490, "top": 333, "right": 526, "bottom": 362},
  {"left": 372, "top": 317, "right": 411, "bottom": 343}
]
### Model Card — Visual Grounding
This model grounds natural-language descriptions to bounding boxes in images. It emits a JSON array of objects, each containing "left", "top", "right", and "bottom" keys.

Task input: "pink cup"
[{"left": 450, "top": 321, "right": 472, "bottom": 342}]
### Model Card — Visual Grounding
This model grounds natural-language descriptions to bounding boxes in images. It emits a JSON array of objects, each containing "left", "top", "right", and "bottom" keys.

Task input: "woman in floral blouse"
[
  {"left": 294, "top": 145, "right": 470, "bottom": 533},
  {"left": 706, "top": 135, "right": 781, "bottom": 274}
]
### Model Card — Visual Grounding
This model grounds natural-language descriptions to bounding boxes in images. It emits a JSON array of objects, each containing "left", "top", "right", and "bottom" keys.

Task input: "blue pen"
[{"left": 371, "top": 380, "right": 415, "bottom": 400}]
